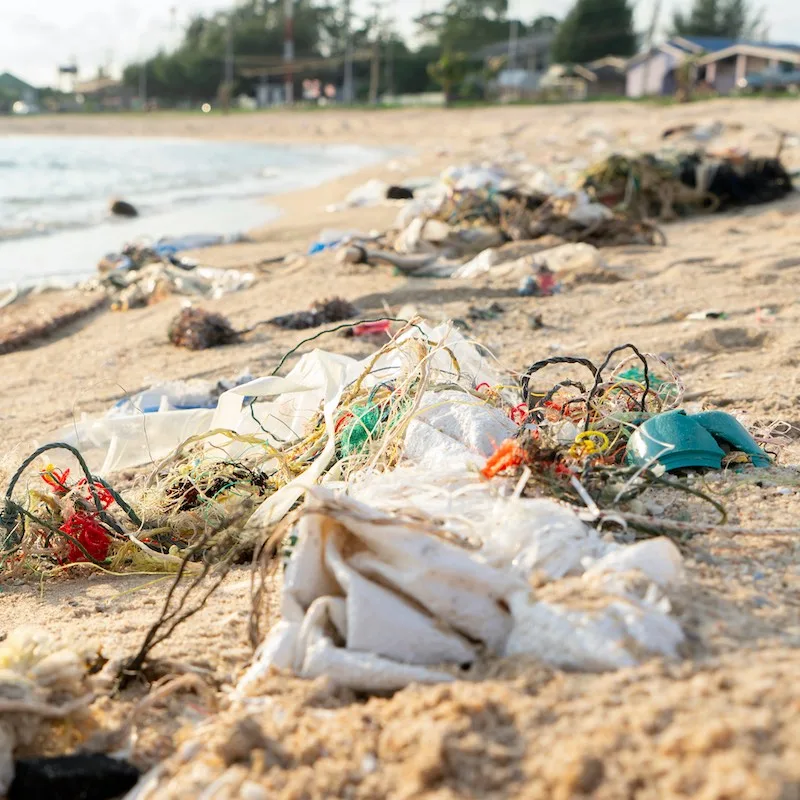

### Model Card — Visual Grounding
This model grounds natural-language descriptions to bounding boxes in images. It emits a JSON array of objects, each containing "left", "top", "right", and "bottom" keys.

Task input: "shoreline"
[{"left": 0, "top": 136, "right": 398, "bottom": 285}]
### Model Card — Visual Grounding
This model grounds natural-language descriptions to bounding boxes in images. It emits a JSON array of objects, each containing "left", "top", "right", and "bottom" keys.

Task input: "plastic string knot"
[{"left": 60, "top": 513, "right": 111, "bottom": 564}]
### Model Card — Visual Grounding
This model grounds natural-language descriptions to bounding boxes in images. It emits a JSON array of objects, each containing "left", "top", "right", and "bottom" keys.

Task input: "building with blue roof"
[{"left": 625, "top": 36, "right": 800, "bottom": 97}]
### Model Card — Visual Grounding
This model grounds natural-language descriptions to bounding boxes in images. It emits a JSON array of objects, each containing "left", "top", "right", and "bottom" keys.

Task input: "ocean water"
[{"left": 0, "top": 135, "right": 389, "bottom": 285}]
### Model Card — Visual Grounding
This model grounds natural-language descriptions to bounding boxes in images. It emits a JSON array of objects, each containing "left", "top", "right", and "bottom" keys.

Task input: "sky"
[{"left": 4, "top": 0, "right": 800, "bottom": 88}]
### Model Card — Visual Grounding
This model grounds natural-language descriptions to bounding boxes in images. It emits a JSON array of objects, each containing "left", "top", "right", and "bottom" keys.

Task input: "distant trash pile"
[
  {"left": 585, "top": 150, "right": 794, "bottom": 220},
  {"left": 318, "top": 148, "right": 792, "bottom": 282},
  {"left": 96, "top": 237, "right": 254, "bottom": 311},
  {"left": 320, "top": 163, "right": 665, "bottom": 280}
]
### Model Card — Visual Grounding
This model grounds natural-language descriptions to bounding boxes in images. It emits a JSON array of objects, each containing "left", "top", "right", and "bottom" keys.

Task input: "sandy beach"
[{"left": 1, "top": 101, "right": 800, "bottom": 798}]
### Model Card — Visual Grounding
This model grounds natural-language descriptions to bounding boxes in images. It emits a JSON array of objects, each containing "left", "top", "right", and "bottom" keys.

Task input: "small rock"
[{"left": 109, "top": 199, "right": 138, "bottom": 218}]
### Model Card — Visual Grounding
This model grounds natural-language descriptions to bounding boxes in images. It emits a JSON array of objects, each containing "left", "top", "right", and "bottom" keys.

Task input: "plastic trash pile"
[
  {"left": 584, "top": 150, "right": 794, "bottom": 221},
  {"left": 324, "top": 162, "right": 664, "bottom": 281},
  {"left": 3, "top": 322, "right": 771, "bottom": 664},
  {"left": 94, "top": 242, "right": 254, "bottom": 311}
]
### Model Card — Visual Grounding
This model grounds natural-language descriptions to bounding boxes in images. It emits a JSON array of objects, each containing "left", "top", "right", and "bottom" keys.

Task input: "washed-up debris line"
[
  {"left": 584, "top": 151, "right": 793, "bottom": 221},
  {"left": 0, "top": 294, "right": 108, "bottom": 357},
  {"left": 326, "top": 148, "right": 791, "bottom": 283},
  {"left": 2, "top": 321, "right": 776, "bottom": 583},
  {"left": 325, "top": 162, "right": 666, "bottom": 281}
]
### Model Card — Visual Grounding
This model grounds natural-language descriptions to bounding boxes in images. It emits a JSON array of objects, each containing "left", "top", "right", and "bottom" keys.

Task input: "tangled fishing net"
[{"left": 1, "top": 320, "right": 511, "bottom": 579}]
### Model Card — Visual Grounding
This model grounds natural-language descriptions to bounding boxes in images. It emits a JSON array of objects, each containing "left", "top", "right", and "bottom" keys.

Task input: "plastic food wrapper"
[{"left": 453, "top": 243, "right": 605, "bottom": 281}]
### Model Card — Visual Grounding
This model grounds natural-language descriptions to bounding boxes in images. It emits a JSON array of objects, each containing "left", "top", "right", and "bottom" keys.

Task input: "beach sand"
[{"left": 1, "top": 101, "right": 800, "bottom": 797}]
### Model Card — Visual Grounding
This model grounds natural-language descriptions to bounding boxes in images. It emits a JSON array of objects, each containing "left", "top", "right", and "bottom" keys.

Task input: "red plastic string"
[
  {"left": 41, "top": 467, "right": 71, "bottom": 493},
  {"left": 475, "top": 382, "right": 491, "bottom": 393},
  {"left": 76, "top": 479, "right": 115, "bottom": 509},
  {"left": 335, "top": 412, "right": 354, "bottom": 434},
  {"left": 510, "top": 403, "right": 528, "bottom": 425},
  {"left": 60, "top": 513, "right": 111, "bottom": 563}
]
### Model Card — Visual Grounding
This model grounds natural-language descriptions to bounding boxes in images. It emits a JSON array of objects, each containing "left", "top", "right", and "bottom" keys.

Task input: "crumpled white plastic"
[
  {"left": 403, "top": 389, "right": 518, "bottom": 467},
  {"left": 238, "top": 487, "right": 520, "bottom": 693},
  {"left": 241, "top": 453, "right": 686, "bottom": 692}
]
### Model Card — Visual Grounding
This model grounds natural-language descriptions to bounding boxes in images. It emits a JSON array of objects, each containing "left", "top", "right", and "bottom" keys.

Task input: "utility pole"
[
  {"left": 385, "top": 35, "right": 395, "bottom": 98},
  {"left": 139, "top": 63, "right": 147, "bottom": 109},
  {"left": 224, "top": 17, "right": 234, "bottom": 86},
  {"left": 507, "top": 0, "right": 519, "bottom": 70},
  {"left": 343, "top": 0, "right": 354, "bottom": 103},
  {"left": 382, "top": 0, "right": 394, "bottom": 98},
  {"left": 284, "top": 0, "right": 295, "bottom": 104},
  {"left": 368, "top": 0, "right": 382, "bottom": 105},
  {"left": 369, "top": 38, "right": 381, "bottom": 104},
  {"left": 509, "top": 19, "right": 519, "bottom": 69},
  {"left": 641, "top": 0, "right": 662, "bottom": 96}
]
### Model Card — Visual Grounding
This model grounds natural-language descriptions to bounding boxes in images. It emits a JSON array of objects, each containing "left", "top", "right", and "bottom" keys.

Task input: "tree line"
[{"left": 121, "top": 0, "right": 764, "bottom": 104}]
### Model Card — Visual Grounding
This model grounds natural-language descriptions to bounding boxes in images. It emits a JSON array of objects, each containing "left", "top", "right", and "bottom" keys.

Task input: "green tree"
[
  {"left": 123, "top": 0, "right": 366, "bottom": 103},
  {"left": 417, "top": 0, "right": 517, "bottom": 52},
  {"left": 427, "top": 51, "right": 469, "bottom": 105},
  {"left": 531, "top": 15, "right": 559, "bottom": 34},
  {"left": 671, "top": 0, "right": 760, "bottom": 37},
  {"left": 552, "top": 0, "right": 636, "bottom": 63}
]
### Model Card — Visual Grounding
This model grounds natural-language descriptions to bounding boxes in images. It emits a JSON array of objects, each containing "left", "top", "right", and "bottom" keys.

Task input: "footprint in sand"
[{"left": 686, "top": 326, "right": 769, "bottom": 354}]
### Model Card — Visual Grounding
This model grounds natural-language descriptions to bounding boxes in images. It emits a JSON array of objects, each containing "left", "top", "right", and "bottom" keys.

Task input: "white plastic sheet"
[
  {"left": 243, "top": 456, "right": 685, "bottom": 691},
  {"left": 51, "top": 408, "right": 216, "bottom": 475},
  {"left": 46, "top": 322, "right": 503, "bottom": 478},
  {"left": 239, "top": 487, "right": 520, "bottom": 693}
]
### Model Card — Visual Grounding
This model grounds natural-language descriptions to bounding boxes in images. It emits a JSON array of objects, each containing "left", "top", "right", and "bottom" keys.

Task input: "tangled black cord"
[
  {"left": 520, "top": 345, "right": 651, "bottom": 429},
  {"left": 521, "top": 356, "right": 598, "bottom": 407}
]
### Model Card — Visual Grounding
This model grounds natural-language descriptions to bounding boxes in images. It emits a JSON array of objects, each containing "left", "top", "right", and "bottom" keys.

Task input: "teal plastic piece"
[
  {"left": 691, "top": 411, "right": 771, "bottom": 468},
  {"left": 626, "top": 410, "right": 724, "bottom": 471},
  {"left": 626, "top": 409, "right": 771, "bottom": 472}
]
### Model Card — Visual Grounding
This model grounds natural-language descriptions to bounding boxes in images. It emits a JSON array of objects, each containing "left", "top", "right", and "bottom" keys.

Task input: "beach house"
[
  {"left": 626, "top": 37, "right": 800, "bottom": 97},
  {"left": 0, "top": 72, "right": 39, "bottom": 112},
  {"left": 696, "top": 42, "right": 800, "bottom": 92}
]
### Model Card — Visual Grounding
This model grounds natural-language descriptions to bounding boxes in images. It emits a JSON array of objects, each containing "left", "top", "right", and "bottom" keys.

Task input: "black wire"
[
  {"left": 583, "top": 343, "right": 650, "bottom": 430},
  {"left": 520, "top": 356, "right": 598, "bottom": 405}
]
